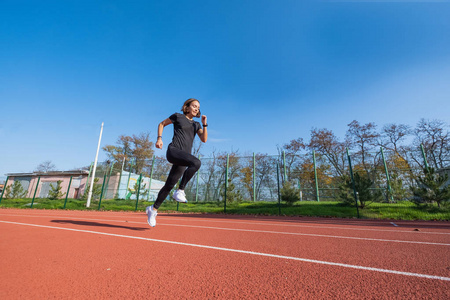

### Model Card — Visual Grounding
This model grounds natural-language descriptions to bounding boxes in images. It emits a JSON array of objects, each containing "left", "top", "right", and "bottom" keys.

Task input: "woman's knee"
[{"left": 192, "top": 158, "right": 201, "bottom": 171}]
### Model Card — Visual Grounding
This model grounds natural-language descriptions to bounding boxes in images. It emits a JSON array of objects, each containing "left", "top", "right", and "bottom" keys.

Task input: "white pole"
[
  {"left": 86, "top": 122, "right": 104, "bottom": 208},
  {"left": 121, "top": 156, "right": 126, "bottom": 171}
]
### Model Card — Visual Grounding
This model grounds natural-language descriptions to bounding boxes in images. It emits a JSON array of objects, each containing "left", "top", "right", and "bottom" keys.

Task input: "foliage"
[
  {"left": 103, "top": 133, "right": 154, "bottom": 175},
  {"left": 128, "top": 181, "right": 149, "bottom": 198},
  {"left": 280, "top": 181, "right": 300, "bottom": 205},
  {"left": 338, "top": 173, "right": 383, "bottom": 209},
  {"left": 48, "top": 180, "right": 65, "bottom": 200},
  {"left": 4, "top": 181, "right": 27, "bottom": 199},
  {"left": 221, "top": 179, "right": 244, "bottom": 203},
  {"left": 387, "top": 172, "right": 411, "bottom": 202},
  {"left": 308, "top": 128, "right": 347, "bottom": 177},
  {"left": 81, "top": 178, "right": 102, "bottom": 200},
  {"left": 411, "top": 168, "right": 450, "bottom": 208},
  {"left": 412, "top": 119, "right": 450, "bottom": 170}
]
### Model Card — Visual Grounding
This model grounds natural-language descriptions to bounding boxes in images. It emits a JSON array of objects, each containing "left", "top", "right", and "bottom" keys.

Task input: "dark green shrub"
[{"left": 411, "top": 168, "right": 450, "bottom": 208}]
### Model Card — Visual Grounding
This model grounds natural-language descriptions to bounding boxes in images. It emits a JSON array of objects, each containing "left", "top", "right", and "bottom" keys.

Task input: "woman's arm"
[
  {"left": 197, "top": 115, "right": 208, "bottom": 143},
  {"left": 155, "top": 118, "right": 173, "bottom": 149}
]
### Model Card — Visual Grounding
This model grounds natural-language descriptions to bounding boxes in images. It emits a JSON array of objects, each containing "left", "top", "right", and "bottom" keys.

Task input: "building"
[
  {"left": 4, "top": 171, "right": 90, "bottom": 199},
  {"left": 2, "top": 170, "right": 164, "bottom": 200}
]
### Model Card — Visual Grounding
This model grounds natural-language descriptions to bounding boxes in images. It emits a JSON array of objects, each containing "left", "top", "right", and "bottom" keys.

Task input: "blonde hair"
[{"left": 181, "top": 98, "right": 201, "bottom": 118}]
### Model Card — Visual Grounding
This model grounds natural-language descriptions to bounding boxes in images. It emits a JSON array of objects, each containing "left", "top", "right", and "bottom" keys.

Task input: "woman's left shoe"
[{"left": 173, "top": 189, "right": 188, "bottom": 203}]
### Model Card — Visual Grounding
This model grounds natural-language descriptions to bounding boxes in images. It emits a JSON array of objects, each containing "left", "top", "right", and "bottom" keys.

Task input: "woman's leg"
[
  {"left": 153, "top": 164, "right": 185, "bottom": 209},
  {"left": 167, "top": 147, "right": 201, "bottom": 190}
]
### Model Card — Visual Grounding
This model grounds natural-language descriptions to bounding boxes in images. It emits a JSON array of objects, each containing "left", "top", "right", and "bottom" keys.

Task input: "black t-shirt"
[{"left": 168, "top": 113, "right": 201, "bottom": 153}]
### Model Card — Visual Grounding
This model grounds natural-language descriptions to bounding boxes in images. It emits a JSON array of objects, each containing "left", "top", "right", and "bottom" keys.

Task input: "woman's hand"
[
  {"left": 201, "top": 115, "right": 207, "bottom": 126},
  {"left": 156, "top": 138, "right": 163, "bottom": 149}
]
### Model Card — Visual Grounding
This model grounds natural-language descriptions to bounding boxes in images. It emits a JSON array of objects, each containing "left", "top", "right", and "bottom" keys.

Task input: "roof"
[{"left": 6, "top": 170, "right": 90, "bottom": 177}]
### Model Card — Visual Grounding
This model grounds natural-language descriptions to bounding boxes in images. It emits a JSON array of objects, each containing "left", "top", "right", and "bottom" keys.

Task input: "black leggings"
[{"left": 153, "top": 145, "right": 201, "bottom": 209}]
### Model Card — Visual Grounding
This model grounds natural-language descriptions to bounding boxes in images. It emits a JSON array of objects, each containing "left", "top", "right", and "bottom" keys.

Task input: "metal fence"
[{"left": 1, "top": 146, "right": 449, "bottom": 219}]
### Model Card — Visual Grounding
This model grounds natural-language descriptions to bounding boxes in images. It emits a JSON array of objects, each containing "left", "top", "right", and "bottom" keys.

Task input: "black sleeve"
[{"left": 169, "top": 113, "right": 178, "bottom": 123}]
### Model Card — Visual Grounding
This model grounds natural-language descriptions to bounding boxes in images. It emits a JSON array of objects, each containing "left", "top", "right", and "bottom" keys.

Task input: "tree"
[
  {"left": 103, "top": 133, "right": 154, "bottom": 175},
  {"left": 240, "top": 154, "right": 277, "bottom": 201},
  {"left": 338, "top": 173, "right": 382, "bottom": 209},
  {"left": 278, "top": 138, "right": 306, "bottom": 182},
  {"left": 221, "top": 179, "right": 244, "bottom": 203},
  {"left": 48, "top": 180, "right": 65, "bottom": 199},
  {"left": 380, "top": 123, "right": 411, "bottom": 155},
  {"left": 128, "top": 181, "right": 149, "bottom": 198},
  {"left": 4, "top": 181, "right": 27, "bottom": 199},
  {"left": 280, "top": 181, "right": 300, "bottom": 205},
  {"left": 82, "top": 178, "right": 102, "bottom": 200},
  {"left": 35, "top": 161, "right": 56, "bottom": 173},
  {"left": 412, "top": 119, "right": 450, "bottom": 170},
  {"left": 411, "top": 167, "right": 450, "bottom": 208},
  {"left": 346, "top": 121, "right": 380, "bottom": 173},
  {"left": 309, "top": 128, "right": 348, "bottom": 177}
]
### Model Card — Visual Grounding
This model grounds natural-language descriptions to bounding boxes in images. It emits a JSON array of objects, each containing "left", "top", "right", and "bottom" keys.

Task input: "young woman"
[{"left": 146, "top": 98, "right": 208, "bottom": 227}]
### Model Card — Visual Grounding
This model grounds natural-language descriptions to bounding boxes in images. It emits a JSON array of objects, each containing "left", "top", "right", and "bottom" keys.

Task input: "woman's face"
[{"left": 187, "top": 101, "right": 200, "bottom": 118}]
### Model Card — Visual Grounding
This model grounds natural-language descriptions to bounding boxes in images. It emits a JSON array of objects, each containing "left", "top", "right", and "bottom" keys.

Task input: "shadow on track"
[{"left": 51, "top": 220, "right": 148, "bottom": 231}]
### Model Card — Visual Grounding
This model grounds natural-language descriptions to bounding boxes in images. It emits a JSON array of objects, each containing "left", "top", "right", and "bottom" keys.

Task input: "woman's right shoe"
[{"left": 145, "top": 205, "right": 157, "bottom": 227}]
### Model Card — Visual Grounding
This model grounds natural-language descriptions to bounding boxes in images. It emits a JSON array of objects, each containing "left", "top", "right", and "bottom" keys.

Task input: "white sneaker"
[
  {"left": 145, "top": 205, "right": 157, "bottom": 227},
  {"left": 173, "top": 189, "right": 188, "bottom": 203}
]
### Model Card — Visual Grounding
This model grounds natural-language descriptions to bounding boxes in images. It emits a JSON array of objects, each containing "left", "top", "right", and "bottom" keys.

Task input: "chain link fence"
[{"left": 1, "top": 147, "right": 449, "bottom": 219}]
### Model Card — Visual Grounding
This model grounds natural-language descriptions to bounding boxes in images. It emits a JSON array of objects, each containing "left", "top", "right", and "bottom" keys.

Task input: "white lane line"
[
  {"left": 1, "top": 213, "right": 450, "bottom": 245},
  {"left": 1, "top": 212, "right": 450, "bottom": 236},
  {"left": 160, "top": 223, "right": 450, "bottom": 246},
  {"left": 1, "top": 220, "right": 449, "bottom": 282}
]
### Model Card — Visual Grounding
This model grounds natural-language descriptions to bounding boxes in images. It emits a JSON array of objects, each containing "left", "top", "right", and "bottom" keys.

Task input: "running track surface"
[{"left": 1, "top": 208, "right": 449, "bottom": 299}]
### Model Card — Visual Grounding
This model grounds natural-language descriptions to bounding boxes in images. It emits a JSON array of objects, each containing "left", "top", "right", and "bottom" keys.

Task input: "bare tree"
[
  {"left": 278, "top": 138, "right": 306, "bottom": 181},
  {"left": 309, "top": 128, "right": 348, "bottom": 177},
  {"left": 412, "top": 119, "right": 450, "bottom": 169},
  {"left": 346, "top": 120, "right": 380, "bottom": 173},
  {"left": 35, "top": 161, "right": 56, "bottom": 173}
]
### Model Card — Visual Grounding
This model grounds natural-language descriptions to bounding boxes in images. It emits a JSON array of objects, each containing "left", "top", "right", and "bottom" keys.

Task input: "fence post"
[
  {"left": 125, "top": 159, "right": 135, "bottom": 199},
  {"left": 420, "top": 144, "right": 429, "bottom": 171},
  {"left": 97, "top": 172, "right": 108, "bottom": 210},
  {"left": 283, "top": 151, "right": 287, "bottom": 183},
  {"left": 0, "top": 176, "right": 9, "bottom": 203},
  {"left": 116, "top": 157, "right": 125, "bottom": 199},
  {"left": 224, "top": 154, "right": 229, "bottom": 213},
  {"left": 313, "top": 150, "right": 320, "bottom": 202},
  {"left": 380, "top": 147, "right": 393, "bottom": 203},
  {"left": 135, "top": 174, "right": 142, "bottom": 211},
  {"left": 277, "top": 163, "right": 281, "bottom": 215},
  {"left": 63, "top": 176, "right": 73, "bottom": 209},
  {"left": 346, "top": 148, "right": 360, "bottom": 218},
  {"left": 253, "top": 152, "right": 256, "bottom": 202},
  {"left": 31, "top": 176, "right": 41, "bottom": 208},
  {"left": 103, "top": 162, "right": 115, "bottom": 200}
]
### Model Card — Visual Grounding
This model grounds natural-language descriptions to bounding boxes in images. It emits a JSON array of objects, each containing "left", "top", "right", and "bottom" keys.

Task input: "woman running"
[{"left": 146, "top": 98, "right": 208, "bottom": 227}]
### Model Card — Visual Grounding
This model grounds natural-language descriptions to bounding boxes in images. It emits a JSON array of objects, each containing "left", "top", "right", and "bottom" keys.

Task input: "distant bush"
[
  {"left": 48, "top": 180, "right": 65, "bottom": 200},
  {"left": 411, "top": 168, "right": 450, "bottom": 208},
  {"left": 338, "top": 173, "right": 382, "bottom": 209},
  {"left": 281, "top": 181, "right": 300, "bottom": 205},
  {"left": 3, "top": 181, "right": 27, "bottom": 199}
]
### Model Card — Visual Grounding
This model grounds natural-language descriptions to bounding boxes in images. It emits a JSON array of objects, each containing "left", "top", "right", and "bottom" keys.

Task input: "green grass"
[{"left": 0, "top": 198, "right": 448, "bottom": 221}]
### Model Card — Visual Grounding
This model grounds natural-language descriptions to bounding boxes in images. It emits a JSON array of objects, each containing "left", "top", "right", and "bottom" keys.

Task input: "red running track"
[{"left": 0, "top": 208, "right": 449, "bottom": 299}]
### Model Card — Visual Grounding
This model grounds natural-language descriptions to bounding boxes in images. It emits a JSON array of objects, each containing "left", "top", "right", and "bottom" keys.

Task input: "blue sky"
[{"left": 1, "top": 0, "right": 449, "bottom": 179}]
